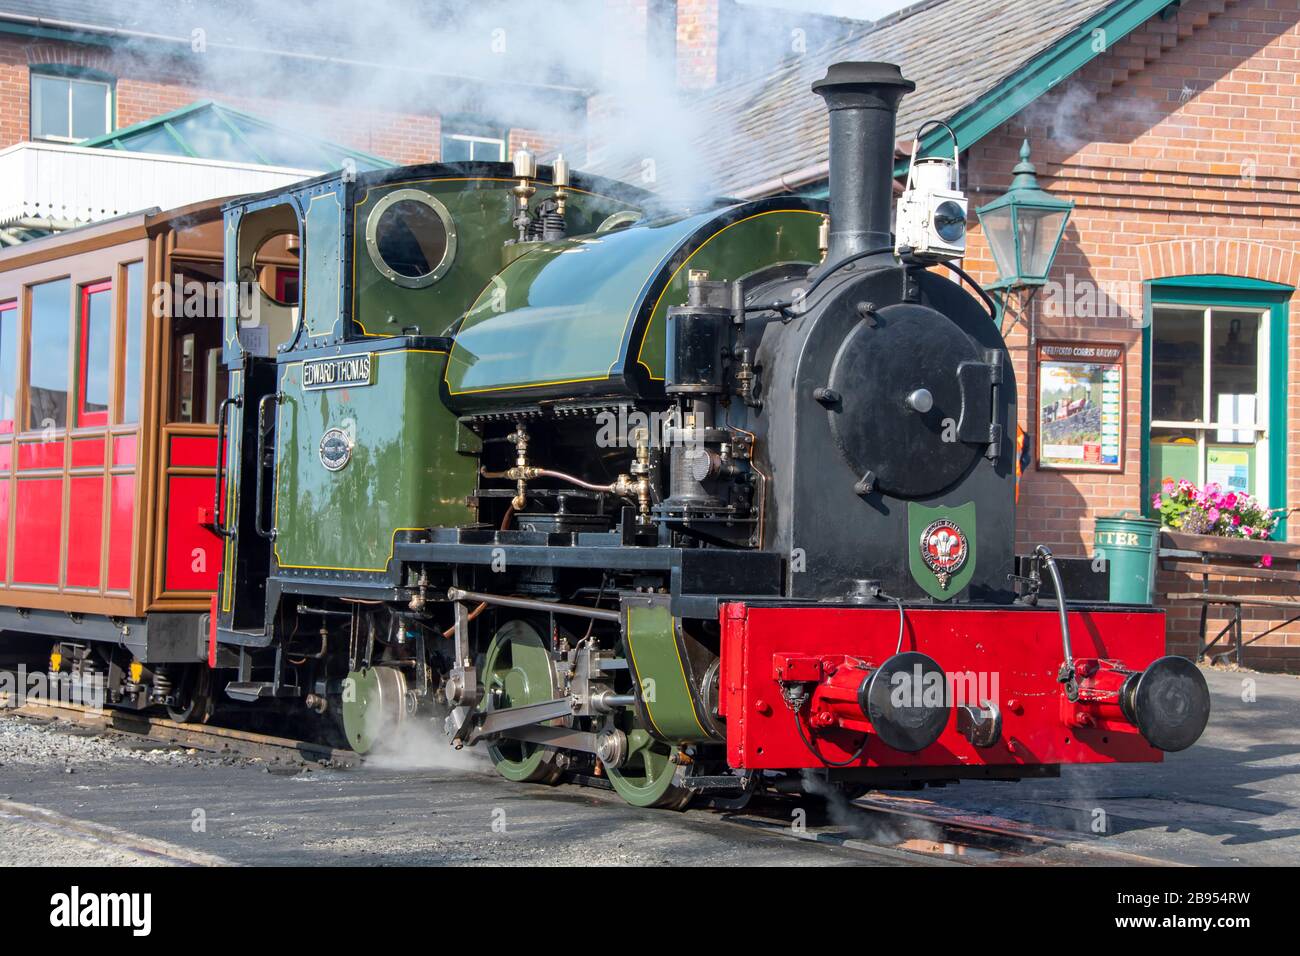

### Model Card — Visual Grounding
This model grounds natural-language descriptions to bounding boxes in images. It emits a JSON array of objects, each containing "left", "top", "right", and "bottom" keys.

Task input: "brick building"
[
  {"left": 676, "top": 0, "right": 1300, "bottom": 668},
  {"left": 0, "top": 0, "right": 601, "bottom": 168},
  {"left": 2, "top": 0, "right": 1296, "bottom": 666}
]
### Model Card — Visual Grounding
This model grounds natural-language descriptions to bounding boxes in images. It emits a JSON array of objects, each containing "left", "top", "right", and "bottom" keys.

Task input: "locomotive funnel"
[{"left": 812, "top": 61, "right": 915, "bottom": 263}]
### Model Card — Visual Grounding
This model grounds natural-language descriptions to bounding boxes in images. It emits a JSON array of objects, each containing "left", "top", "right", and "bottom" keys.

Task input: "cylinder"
[{"left": 811, "top": 61, "right": 916, "bottom": 263}]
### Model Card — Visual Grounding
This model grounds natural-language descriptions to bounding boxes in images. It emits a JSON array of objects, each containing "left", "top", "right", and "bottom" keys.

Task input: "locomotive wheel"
[
  {"left": 604, "top": 728, "right": 692, "bottom": 811},
  {"left": 167, "top": 667, "right": 215, "bottom": 725},
  {"left": 481, "top": 620, "right": 564, "bottom": 785}
]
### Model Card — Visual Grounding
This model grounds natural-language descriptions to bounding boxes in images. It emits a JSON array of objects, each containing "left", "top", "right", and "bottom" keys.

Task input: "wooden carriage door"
[{"left": 151, "top": 258, "right": 226, "bottom": 607}]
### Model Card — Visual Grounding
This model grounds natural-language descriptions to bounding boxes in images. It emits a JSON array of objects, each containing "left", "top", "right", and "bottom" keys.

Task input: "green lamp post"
[{"left": 975, "top": 139, "right": 1074, "bottom": 325}]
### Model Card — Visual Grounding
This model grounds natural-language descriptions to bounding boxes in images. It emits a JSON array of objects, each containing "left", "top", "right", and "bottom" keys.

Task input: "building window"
[
  {"left": 0, "top": 299, "right": 16, "bottom": 434},
  {"left": 441, "top": 129, "right": 506, "bottom": 162},
  {"left": 30, "top": 70, "right": 112, "bottom": 142},
  {"left": 1145, "top": 277, "right": 1291, "bottom": 532},
  {"left": 27, "top": 278, "right": 72, "bottom": 431},
  {"left": 78, "top": 281, "right": 112, "bottom": 427}
]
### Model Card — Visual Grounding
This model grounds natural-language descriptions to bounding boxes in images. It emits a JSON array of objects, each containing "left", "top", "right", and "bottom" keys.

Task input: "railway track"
[
  {"left": 1, "top": 694, "right": 359, "bottom": 768},
  {"left": 1, "top": 687, "right": 1169, "bottom": 866},
  {"left": 712, "top": 791, "right": 1175, "bottom": 866}
]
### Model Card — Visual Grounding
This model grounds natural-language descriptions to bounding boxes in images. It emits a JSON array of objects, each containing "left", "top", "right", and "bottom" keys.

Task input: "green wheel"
[
  {"left": 481, "top": 620, "right": 563, "bottom": 784},
  {"left": 605, "top": 728, "right": 693, "bottom": 810}
]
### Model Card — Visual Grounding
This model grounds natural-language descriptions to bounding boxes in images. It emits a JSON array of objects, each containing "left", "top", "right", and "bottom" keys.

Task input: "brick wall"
[
  {"left": 676, "top": 0, "right": 719, "bottom": 89},
  {"left": 961, "top": 0, "right": 1300, "bottom": 666},
  {"left": 0, "top": 33, "right": 571, "bottom": 166}
]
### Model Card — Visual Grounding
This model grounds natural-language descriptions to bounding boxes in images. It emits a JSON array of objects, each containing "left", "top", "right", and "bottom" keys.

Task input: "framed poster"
[{"left": 1036, "top": 341, "right": 1125, "bottom": 472}]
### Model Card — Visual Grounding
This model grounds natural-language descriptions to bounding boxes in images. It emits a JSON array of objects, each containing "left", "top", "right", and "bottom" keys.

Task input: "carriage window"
[
  {"left": 121, "top": 262, "right": 143, "bottom": 424},
  {"left": 27, "top": 278, "right": 71, "bottom": 431},
  {"left": 0, "top": 300, "right": 16, "bottom": 434},
  {"left": 78, "top": 281, "right": 112, "bottom": 427},
  {"left": 169, "top": 262, "right": 227, "bottom": 424}
]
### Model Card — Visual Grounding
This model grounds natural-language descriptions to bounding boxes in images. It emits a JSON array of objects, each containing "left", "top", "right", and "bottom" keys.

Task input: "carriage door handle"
[
  {"left": 213, "top": 396, "right": 242, "bottom": 539},
  {"left": 254, "top": 393, "right": 281, "bottom": 540}
]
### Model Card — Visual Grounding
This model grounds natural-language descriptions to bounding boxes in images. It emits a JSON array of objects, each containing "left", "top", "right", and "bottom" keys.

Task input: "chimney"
[{"left": 811, "top": 62, "right": 915, "bottom": 263}]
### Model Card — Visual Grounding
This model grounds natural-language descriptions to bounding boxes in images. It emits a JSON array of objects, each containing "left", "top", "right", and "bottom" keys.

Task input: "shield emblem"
[{"left": 907, "top": 502, "right": 977, "bottom": 600}]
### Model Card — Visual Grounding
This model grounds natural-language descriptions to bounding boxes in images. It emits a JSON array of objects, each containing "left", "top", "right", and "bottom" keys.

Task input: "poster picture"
[{"left": 1037, "top": 341, "right": 1125, "bottom": 472}]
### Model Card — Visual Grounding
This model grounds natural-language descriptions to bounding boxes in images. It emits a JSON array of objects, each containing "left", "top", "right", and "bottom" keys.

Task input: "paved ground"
[
  {"left": 919, "top": 666, "right": 1300, "bottom": 865},
  {"left": 0, "top": 665, "right": 1295, "bottom": 866}
]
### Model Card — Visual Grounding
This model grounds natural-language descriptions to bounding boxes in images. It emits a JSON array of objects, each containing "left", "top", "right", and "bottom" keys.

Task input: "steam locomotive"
[{"left": 1, "top": 61, "right": 1210, "bottom": 808}]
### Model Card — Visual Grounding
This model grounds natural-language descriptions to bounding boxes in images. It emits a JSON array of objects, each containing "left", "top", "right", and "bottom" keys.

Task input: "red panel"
[
  {"left": 65, "top": 475, "right": 104, "bottom": 588},
  {"left": 169, "top": 435, "right": 219, "bottom": 469},
  {"left": 0, "top": 479, "right": 9, "bottom": 580},
  {"left": 720, "top": 603, "right": 1166, "bottom": 771},
  {"left": 18, "top": 440, "right": 64, "bottom": 471},
  {"left": 70, "top": 437, "right": 106, "bottom": 469},
  {"left": 0, "top": 442, "right": 11, "bottom": 472},
  {"left": 163, "top": 475, "right": 222, "bottom": 593},
  {"left": 113, "top": 434, "right": 137, "bottom": 467},
  {"left": 107, "top": 475, "right": 135, "bottom": 592},
  {"left": 12, "top": 478, "right": 62, "bottom": 584}
]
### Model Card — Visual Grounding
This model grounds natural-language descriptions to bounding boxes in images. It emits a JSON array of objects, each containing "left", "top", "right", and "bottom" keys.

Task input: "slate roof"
[{"left": 669, "top": 0, "right": 1122, "bottom": 196}]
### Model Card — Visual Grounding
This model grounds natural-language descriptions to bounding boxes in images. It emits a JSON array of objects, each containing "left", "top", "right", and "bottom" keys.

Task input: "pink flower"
[
  {"left": 1207, "top": 507, "right": 1221, "bottom": 524},
  {"left": 1232, "top": 514, "right": 1241, "bottom": 526},
  {"left": 1163, "top": 480, "right": 1175, "bottom": 495},
  {"left": 1224, "top": 492, "right": 1238, "bottom": 509},
  {"left": 1261, "top": 554, "right": 1273, "bottom": 569},
  {"left": 1152, "top": 493, "right": 1162, "bottom": 508}
]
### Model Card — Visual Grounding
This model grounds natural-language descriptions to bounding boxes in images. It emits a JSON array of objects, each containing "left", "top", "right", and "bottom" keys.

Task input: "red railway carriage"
[{"left": 0, "top": 199, "right": 269, "bottom": 718}]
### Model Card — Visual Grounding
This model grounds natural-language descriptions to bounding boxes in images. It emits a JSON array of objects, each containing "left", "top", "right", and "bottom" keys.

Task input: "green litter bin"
[{"left": 1094, "top": 513, "right": 1160, "bottom": 604}]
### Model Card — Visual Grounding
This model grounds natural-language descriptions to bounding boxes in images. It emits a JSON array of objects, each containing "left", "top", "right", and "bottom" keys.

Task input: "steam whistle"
[
  {"left": 511, "top": 146, "right": 537, "bottom": 241},
  {"left": 552, "top": 154, "right": 570, "bottom": 217}
]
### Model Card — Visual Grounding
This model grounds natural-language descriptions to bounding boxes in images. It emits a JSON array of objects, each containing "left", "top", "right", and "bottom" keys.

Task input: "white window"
[
  {"left": 1149, "top": 303, "right": 1269, "bottom": 500},
  {"left": 442, "top": 132, "right": 506, "bottom": 162},
  {"left": 31, "top": 73, "right": 111, "bottom": 142}
]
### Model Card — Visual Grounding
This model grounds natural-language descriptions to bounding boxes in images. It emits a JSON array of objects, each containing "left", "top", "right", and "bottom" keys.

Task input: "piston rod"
[{"left": 445, "top": 588, "right": 621, "bottom": 622}]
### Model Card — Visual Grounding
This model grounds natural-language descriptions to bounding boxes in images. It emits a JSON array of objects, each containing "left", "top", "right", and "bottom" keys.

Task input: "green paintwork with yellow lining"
[
  {"left": 351, "top": 177, "right": 643, "bottom": 340},
  {"left": 622, "top": 598, "right": 716, "bottom": 743},
  {"left": 445, "top": 200, "right": 823, "bottom": 405},
  {"left": 272, "top": 342, "right": 477, "bottom": 574}
]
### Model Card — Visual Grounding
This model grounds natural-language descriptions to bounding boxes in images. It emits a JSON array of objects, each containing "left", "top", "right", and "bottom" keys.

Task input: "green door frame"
[{"left": 1142, "top": 274, "right": 1292, "bottom": 537}]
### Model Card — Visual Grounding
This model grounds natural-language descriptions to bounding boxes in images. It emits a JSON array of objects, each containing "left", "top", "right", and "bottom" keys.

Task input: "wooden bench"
[{"left": 1159, "top": 530, "right": 1300, "bottom": 665}]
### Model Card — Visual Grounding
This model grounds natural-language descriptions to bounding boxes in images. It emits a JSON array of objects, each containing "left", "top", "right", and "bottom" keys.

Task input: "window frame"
[
  {"left": 441, "top": 127, "right": 506, "bottom": 163},
  {"left": 0, "top": 299, "right": 16, "bottom": 435},
  {"left": 1142, "top": 275, "right": 1292, "bottom": 536},
  {"left": 76, "top": 279, "right": 113, "bottom": 429},
  {"left": 29, "top": 65, "right": 115, "bottom": 144}
]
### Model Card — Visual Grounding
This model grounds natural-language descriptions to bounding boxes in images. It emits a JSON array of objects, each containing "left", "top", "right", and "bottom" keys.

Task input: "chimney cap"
[{"left": 812, "top": 61, "right": 916, "bottom": 97}]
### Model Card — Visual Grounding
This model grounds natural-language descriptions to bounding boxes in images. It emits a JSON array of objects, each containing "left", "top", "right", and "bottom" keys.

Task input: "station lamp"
[{"left": 975, "top": 139, "right": 1073, "bottom": 325}]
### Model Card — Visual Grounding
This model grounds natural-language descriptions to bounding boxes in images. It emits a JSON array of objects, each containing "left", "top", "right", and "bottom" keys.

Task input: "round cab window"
[{"left": 366, "top": 189, "right": 457, "bottom": 288}]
